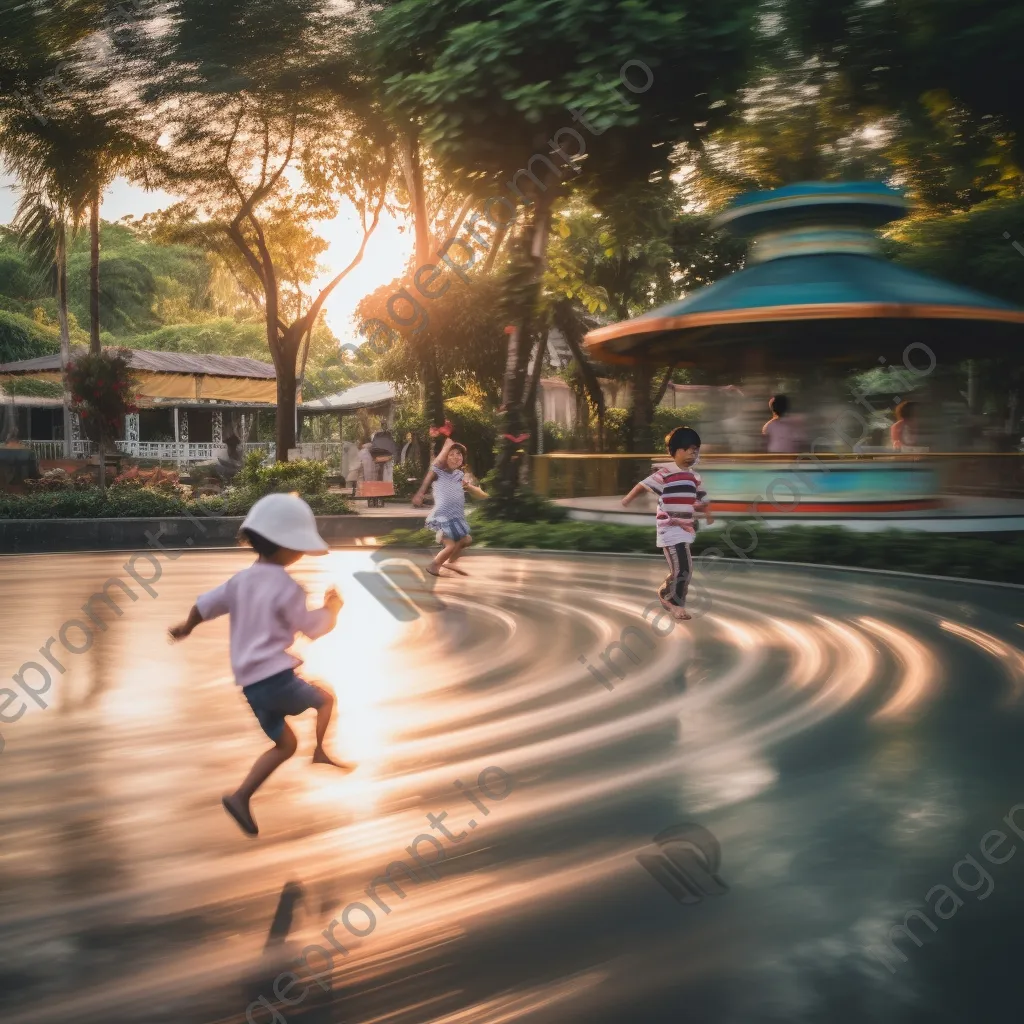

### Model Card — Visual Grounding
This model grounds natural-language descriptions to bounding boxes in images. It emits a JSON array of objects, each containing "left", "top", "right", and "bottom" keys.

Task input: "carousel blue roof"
[{"left": 585, "top": 182, "right": 1024, "bottom": 366}]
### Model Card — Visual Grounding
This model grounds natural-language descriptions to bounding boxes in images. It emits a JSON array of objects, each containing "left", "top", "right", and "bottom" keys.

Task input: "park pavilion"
[{"left": 0, "top": 348, "right": 279, "bottom": 463}]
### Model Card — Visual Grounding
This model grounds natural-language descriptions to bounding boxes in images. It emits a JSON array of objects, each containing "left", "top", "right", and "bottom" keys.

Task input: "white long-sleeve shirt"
[{"left": 196, "top": 561, "right": 336, "bottom": 687}]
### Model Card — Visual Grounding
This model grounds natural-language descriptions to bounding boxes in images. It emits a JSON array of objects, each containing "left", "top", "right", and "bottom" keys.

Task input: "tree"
[
  {"left": 783, "top": 0, "right": 1024, "bottom": 168},
  {"left": 375, "top": 0, "right": 759, "bottom": 511},
  {"left": 147, "top": 0, "right": 395, "bottom": 459},
  {"left": 67, "top": 347, "right": 140, "bottom": 489}
]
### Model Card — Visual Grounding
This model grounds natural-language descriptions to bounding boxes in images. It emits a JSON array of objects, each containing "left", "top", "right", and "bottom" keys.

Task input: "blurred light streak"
[
  {"left": 859, "top": 617, "right": 939, "bottom": 720},
  {"left": 939, "top": 620, "right": 1024, "bottom": 700}
]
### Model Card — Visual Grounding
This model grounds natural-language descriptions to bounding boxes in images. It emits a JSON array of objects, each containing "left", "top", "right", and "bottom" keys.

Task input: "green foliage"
[
  {"left": 542, "top": 421, "right": 573, "bottom": 452},
  {"left": 0, "top": 230, "right": 46, "bottom": 300},
  {"left": 0, "top": 376, "right": 63, "bottom": 397},
  {"left": 393, "top": 396, "right": 499, "bottom": 477},
  {"left": 595, "top": 405, "right": 704, "bottom": 453},
  {"left": 126, "top": 318, "right": 268, "bottom": 358},
  {"left": 376, "top": 0, "right": 757, "bottom": 199},
  {"left": 0, "top": 308, "right": 61, "bottom": 363},
  {"left": 477, "top": 481, "right": 569, "bottom": 523},
  {"left": 236, "top": 451, "right": 329, "bottom": 497},
  {"left": 889, "top": 199, "right": 1024, "bottom": 307},
  {"left": 304, "top": 491, "right": 354, "bottom": 515},
  {"left": 603, "top": 408, "right": 631, "bottom": 452},
  {"left": 356, "top": 275, "right": 509, "bottom": 405},
  {"left": 380, "top": 527, "right": 438, "bottom": 547},
  {"left": 0, "top": 482, "right": 352, "bottom": 519},
  {"left": 652, "top": 406, "right": 703, "bottom": 445}
]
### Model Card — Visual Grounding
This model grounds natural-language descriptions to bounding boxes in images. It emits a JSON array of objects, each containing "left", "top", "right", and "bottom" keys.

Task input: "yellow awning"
[{"left": 1, "top": 371, "right": 278, "bottom": 404}]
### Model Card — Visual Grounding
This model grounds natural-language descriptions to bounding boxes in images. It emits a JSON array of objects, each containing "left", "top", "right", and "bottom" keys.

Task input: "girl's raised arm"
[{"left": 432, "top": 436, "right": 454, "bottom": 469}]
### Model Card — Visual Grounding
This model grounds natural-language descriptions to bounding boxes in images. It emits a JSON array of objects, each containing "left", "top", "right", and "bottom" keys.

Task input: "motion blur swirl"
[{"left": 0, "top": 550, "right": 1022, "bottom": 1024}]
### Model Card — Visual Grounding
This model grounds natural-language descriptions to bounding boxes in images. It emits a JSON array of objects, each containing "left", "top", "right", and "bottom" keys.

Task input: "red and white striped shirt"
[{"left": 640, "top": 464, "right": 708, "bottom": 547}]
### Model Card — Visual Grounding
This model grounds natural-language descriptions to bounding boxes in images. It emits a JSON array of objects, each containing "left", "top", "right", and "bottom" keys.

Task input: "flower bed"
[{"left": 1, "top": 454, "right": 353, "bottom": 519}]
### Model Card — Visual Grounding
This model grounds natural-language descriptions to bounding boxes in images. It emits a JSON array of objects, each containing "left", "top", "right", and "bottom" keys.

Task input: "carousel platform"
[{"left": 557, "top": 494, "right": 1024, "bottom": 533}]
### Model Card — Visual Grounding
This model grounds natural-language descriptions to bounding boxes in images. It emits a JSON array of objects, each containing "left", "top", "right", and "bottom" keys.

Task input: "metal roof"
[
  {"left": 301, "top": 381, "right": 397, "bottom": 413},
  {"left": 1, "top": 395, "right": 64, "bottom": 407},
  {"left": 0, "top": 348, "right": 276, "bottom": 378}
]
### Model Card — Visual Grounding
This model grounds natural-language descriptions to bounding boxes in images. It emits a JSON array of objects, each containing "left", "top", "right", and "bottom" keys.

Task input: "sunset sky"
[{"left": 0, "top": 172, "right": 413, "bottom": 344}]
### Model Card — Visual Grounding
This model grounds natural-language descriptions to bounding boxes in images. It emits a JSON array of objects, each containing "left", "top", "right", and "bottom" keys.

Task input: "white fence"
[
  {"left": 34, "top": 440, "right": 277, "bottom": 467},
  {"left": 26, "top": 440, "right": 67, "bottom": 459}
]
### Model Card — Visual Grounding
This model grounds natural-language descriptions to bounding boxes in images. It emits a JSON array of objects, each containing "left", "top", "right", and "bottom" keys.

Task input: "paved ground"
[{"left": 1, "top": 550, "right": 1023, "bottom": 1023}]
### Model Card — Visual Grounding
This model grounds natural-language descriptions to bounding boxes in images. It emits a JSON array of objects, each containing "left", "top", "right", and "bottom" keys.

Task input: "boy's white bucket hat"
[{"left": 241, "top": 493, "right": 328, "bottom": 554}]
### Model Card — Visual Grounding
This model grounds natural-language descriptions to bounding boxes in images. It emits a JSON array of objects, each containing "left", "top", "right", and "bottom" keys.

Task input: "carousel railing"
[{"left": 530, "top": 452, "right": 1024, "bottom": 500}]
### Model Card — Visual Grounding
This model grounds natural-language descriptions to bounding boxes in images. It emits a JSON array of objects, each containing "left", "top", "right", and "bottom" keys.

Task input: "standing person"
[
  {"left": 412, "top": 423, "right": 487, "bottom": 577},
  {"left": 762, "top": 394, "right": 806, "bottom": 453},
  {"left": 167, "top": 493, "right": 354, "bottom": 837},
  {"left": 621, "top": 426, "right": 713, "bottom": 621},
  {"left": 891, "top": 400, "right": 917, "bottom": 450}
]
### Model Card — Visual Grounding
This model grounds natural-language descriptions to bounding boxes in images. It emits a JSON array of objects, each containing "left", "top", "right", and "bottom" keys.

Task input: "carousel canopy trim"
[{"left": 586, "top": 253, "right": 1024, "bottom": 352}]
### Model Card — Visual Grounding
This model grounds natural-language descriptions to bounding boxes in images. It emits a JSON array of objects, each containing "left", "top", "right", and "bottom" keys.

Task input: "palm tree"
[
  {"left": 10, "top": 191, "right": 84, "bottom": 456},
  {"left": 1, "top": 107, "right": 92, "bottom": 457}
]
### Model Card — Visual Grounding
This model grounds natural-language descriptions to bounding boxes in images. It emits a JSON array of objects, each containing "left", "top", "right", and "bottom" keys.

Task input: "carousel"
[{"left": 583, "top": 181, "right": 1024, "bottom": 524}]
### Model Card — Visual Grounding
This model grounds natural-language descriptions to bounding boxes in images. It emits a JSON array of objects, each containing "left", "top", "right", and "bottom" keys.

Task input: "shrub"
[
  {"left": 0, "top": 481, "right": 352, "bottom": 519},
  {"left": 653, "top": 405, "right": 702, "bottom": 445},
  {"left": 599, "top": 405, "right": 704, "bottom": 453},
  {"left": 26, "top": 468, "right": 93, "bottom": 492},
  {"left": 378, "top": 519, "right": 1024, "bottom": 585},
  {"left": 542, "top": 421, "right": 573, "bottom": 452},
  {"left": 236, "top": 451, "right": 329, "bottom": 497},
  {"left": 477, "top": 477, "right": 569, "bottom": 523}
]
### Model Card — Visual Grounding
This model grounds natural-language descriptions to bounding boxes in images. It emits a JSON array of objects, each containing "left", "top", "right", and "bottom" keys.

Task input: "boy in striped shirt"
[{"left": 621, "top": 426, "right": 712, "bottom": 621}]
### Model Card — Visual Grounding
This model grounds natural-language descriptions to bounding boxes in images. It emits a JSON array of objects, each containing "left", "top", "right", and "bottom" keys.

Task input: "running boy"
[
  {"left": 412, "top": 423, "right": 487, "bottom": 577},
  {"left": 621, "top": 426, "right": 713, "bottom": 621},
  {"left": 168, "top": 492, "right": 353, "bottom": 837}
]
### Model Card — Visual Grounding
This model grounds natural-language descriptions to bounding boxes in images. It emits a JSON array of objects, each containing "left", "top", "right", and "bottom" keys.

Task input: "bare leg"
[
  {"left": 312, "top": 690, "right": 356, "bottom": 770},
  {"left": 427, "top": 539, "right": 458, "bottom": 575},
  {"left": 447, "top": 535, "right": 472, "bottom": 574},
  {"left": 224, "top": 724, "right": 298, "bottom": 835}
]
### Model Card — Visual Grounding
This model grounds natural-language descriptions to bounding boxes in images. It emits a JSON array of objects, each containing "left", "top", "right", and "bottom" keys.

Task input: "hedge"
[
  {"left": 381, "top": 519, "right": 1024, "bottom": 585},
  {"left": 0, "top": 486, "right": 352, "bottom": 519}
]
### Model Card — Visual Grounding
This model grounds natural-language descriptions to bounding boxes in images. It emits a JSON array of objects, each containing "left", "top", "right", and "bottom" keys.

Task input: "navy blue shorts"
[{"left": 242, "top": 669, "right": 329, "bottom": 741}]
